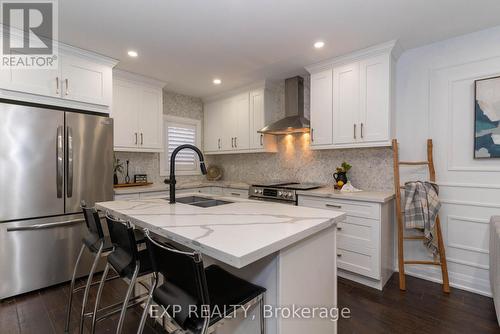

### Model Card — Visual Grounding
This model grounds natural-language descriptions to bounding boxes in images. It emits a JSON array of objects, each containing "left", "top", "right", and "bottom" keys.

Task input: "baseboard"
[{"left": 394, "top": 264, "right": 492, "bottom": 297}]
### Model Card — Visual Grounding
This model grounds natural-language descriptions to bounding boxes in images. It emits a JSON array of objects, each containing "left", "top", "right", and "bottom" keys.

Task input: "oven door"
[{"left": 248, "top": 196, "right": 297, "bottom": 205}]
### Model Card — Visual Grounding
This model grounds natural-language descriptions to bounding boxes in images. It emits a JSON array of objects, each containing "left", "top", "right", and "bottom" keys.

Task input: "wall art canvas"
[{"left": 474, "top": 76, "right": 500, "bottom": 158}]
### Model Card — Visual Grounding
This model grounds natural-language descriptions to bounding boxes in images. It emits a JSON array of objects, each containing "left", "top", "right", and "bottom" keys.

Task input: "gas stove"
[{"left": 248, "top": 182, "right": 322, "bottom": 205}]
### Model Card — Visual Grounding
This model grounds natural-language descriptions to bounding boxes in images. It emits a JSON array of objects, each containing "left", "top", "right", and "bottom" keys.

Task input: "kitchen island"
[{"left": 96, "top": 193, "right": 344, "bottom": 334}]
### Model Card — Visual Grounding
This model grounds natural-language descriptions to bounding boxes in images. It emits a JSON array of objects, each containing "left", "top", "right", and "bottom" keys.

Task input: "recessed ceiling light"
[
  {"left": 213, "top": 78, "right": 222, "bottom": 85},
  {"left": 127, "top": 50, "right": 138, "bottom": 57},
  {"left": 314, "top": 41, "right": 325, "bottom": 49}
]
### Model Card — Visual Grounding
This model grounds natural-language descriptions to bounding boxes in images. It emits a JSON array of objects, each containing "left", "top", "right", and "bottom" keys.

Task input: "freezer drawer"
[{"left": 0, "top": 214, "right": 97, "bottom": 299}]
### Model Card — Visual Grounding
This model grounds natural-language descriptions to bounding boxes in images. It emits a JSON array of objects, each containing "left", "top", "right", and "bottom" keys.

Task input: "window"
[{"left": 160, "top": 115, "right": 202, "bottom": 176}]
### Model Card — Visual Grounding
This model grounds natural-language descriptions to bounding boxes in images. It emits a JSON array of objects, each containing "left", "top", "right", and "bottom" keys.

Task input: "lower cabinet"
[
  {"left": 298, "top": 195, "right": 394, "bottom": 290},
  {"left": 114, "top": 186, "right": 248, "bottom": 201}
]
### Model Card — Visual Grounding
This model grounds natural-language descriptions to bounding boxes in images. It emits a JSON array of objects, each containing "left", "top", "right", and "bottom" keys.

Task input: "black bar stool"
[
  {"left": 91, "top": 214, "right": 153, "bottom": 334},
  {"left": 64, "top": 204, "right": 118, "bottom": 334},
  {"left": 64, "top": 203, "right": 145, "bottom": 334},
  {"left": 138, "top": 229, "right": 266, "bottom": 334}
]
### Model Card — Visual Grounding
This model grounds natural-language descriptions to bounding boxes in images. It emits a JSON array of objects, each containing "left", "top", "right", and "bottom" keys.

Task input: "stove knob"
[
  {"left": 258, "top": 189, "right": 263, "bottom": 194},
  {"left": 287, "top": 192, "right": 293, "bottom": 198},
  {"left": 278, "top": 191, "right": 283, "bottom": 197}
]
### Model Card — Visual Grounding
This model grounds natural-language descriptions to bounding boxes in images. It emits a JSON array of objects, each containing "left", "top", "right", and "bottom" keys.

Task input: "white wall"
[{"left": 396, "top": 26, "right": 500, "bottom": 296}]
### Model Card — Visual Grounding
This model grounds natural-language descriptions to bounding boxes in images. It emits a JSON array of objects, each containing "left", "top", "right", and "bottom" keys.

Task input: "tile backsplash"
[
  {"left": 208, "top": 135, "right": 394, "bottom": 191},
  {"left": 115, "top": 80, "right": 394, "bottom": 192}
]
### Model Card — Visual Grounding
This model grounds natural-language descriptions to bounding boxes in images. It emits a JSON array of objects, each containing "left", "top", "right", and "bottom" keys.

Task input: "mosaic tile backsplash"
[{"left": 115, "top": 80, "right": 394, "bottom": 192}]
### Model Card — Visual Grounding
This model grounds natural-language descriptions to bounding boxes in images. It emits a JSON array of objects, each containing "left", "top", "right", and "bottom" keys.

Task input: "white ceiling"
[{"left": 59, "top": 0, "right": 500, "bottom": 98}]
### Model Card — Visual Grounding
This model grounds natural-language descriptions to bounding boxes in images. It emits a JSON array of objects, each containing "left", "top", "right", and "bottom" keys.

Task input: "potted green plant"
[{"left": 333, "top": 162, "right": 352, "bottom": 189}]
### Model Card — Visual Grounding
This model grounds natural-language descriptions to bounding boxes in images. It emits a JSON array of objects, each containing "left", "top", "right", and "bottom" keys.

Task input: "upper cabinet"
[
  {"left": 306, "top": 41, "right": 400, "bottom": 149},
  {"left": 112, "top": 70, "right": 165, "bottom": 152},
  {"left": 203, "top": 82, "right": 277, "bottom": 154},
  {"left": 0, "top": 44, "right": 117, "bottom": 113}
]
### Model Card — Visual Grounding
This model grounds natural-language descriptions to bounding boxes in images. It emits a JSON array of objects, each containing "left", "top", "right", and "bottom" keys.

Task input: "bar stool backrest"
[
  {"left": 81, "top": 203, "right": 104, "bottom": 239},
  {"left": 105, "top": 215, "right": 139, "bottom": 264},
  {"left": 145, "top": 231, "right": 210, "bottom": 330}
]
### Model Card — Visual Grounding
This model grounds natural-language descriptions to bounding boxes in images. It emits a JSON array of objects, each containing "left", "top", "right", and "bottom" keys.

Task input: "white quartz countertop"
[
  {"left": 96, "top": 193, "right": 343, "bottom": 268},
  {"left": 297, "top": 186, "right": 395, "bottom": 203},
  {"left": 114, "top": 181, "right": 250, "bottom": 195}
]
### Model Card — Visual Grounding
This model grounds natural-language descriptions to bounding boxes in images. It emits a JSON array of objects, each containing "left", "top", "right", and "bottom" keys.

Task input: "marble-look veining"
[{"left": 96, "top": 194, "right": 343, "bottom": 268}]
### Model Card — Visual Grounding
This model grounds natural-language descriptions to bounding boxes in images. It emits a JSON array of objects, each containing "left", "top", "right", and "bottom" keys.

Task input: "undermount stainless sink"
[
  {"left": 173, "top": 196, "right": 233, "bottom": 207},
  {"left": 175, "top": 196, "right": 212, "bottom": 204}
]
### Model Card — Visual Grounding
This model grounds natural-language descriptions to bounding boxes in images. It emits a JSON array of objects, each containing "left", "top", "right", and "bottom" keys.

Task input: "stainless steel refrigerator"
[{"left": 0, "top": 101, "right": 113, "bottom": 299}]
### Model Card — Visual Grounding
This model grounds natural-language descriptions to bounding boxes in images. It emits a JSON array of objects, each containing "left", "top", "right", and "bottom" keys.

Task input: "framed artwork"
[{"left": 474, "top": 76, "right": 500, "bottom": 159}]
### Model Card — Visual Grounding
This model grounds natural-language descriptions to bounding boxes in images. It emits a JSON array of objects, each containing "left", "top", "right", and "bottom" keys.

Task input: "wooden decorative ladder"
[{"left": 392, "top": 139, "right": 450, "bottom": 293}]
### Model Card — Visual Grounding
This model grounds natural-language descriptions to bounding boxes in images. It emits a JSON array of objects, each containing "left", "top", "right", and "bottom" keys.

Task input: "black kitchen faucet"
[{"left": 164, "top": 144, "right": 207, "bottom": 204}]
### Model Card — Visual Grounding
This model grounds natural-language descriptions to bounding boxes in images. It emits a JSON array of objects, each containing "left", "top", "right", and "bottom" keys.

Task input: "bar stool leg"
[
  {"left": 116, "top": 264, "right": 140, "bottom": 334},
  {"left": 259, "top": 296, "right": 265, "bottom": 334},
  {"left": 90, "top": 263, "right": 110, "bottom": 334},
  {"left": 64, "top": 244, "right": 86, "bottom": 334},
  {"left": 137, "top": 273, "right": 158, "bottom": 334},
  {"left": 79, "top": 243, "right": 104, "bottom": 334}
]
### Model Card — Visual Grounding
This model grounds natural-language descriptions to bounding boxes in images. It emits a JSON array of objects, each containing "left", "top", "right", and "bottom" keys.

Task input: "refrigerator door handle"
[
  {"left": 6, "top": 218, "right": 85, "bottom": 232},
  {"left": 56, "top": 126, "right": 63, "bottom": 198},
  {"left": 67, "top": 126, "right": 74, "bottom": 198}
]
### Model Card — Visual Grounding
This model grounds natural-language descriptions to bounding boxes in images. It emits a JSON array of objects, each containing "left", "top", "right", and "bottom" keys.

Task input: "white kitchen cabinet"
[
  {"left": 359, "top": 54, "right": 390, "bottom": 143},
  {"left": 305, "top": 41, "right": 399, "bottom": 149},
  {"left": 298, "top": 194, "right": 394, "bottom": 290},
  {"left": 60, "top": 54, "right": 112, "bottom": 106},
  {"left": 310, "top": 68, "right": 333, "bottom": 146},
  {"left": 333, "top": 62, "right": 360, "bottom": 145},
  {"left": 7, "top": 61, "right": 60, "bottom": 98},
  {"left": 203, "top": 82, "right": 277, "bottom": 154},
  {"left": 204, "top": 101, "right": 223, "bottom": 151},
  {"left": 112, "top": 70, "right": 165, "bottom": 152},
  {"left": 0, "top": 44, "right": 117, "bottom": 113}
]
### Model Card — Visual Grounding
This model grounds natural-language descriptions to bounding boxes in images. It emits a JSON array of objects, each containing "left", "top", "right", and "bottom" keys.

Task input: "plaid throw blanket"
[{"left": 404, "top": 181, "right": 441, "bottom": 254}]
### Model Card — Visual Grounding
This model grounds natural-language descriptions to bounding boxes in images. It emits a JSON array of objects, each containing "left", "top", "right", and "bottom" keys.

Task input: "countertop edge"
[{"left": 296, "top": 189, "right": 395, "bottom": 203}]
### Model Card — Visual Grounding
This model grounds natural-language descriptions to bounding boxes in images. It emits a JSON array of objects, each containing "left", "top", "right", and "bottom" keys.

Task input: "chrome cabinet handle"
[
  {"left": 55, "top": 77, "right": 59, "bottom": 95},
  {"left": 360, "top": 123, "right": 364, "bottom": 139},
  {"left": 235, "top": 137, "right": 237, "bottom": 148},
  {"left": 67, "top": 126, "right": 74, "bottom": 198},
  {"left": 337, "top": 253, "right": 342, "bottom": 257},
  {"left": 311, "top": 128, "right": 314, "bottom": 142},
  {"left": 231, "top": 137, "right": 234, "bottom": 148},
  {"left": 7, "top": 218, "right": 85, "bottom": 232},
  {"left": 230, "top": 192, "right": 241, "bottom": 196},
  {"left": 140, "top": 133, "right": 143, "bottom": 145},
  {"left": 218, "top": 138, "right": 221, "bottom": 149},
  {"left": 325, "top": 203, "right": 342, "bottom": 209},
  {"left": 65, "top": 78, "right": 69, "bottom": 95},
  {"left": 135, "top": 132, "right": 138, "bottom": 145},
  {"left": 56, "top": 126, "right": 63, "bottom": 198},
  {"left": 353, "top": 124, "right": 357, "bottom": 139},
  {"left": 336, "top": 222, "right": 343, "bottom": 230},
  {"left": 260, "top": 134, "right": 263, "bottom": 146}
]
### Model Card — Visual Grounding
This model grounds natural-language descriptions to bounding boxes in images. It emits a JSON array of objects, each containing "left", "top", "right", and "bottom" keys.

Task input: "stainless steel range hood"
[{"left": 258, "top": 76, "right": 310, "bottom": 135}]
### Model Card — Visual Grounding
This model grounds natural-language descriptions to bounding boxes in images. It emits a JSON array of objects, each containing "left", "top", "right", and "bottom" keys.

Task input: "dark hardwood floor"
[{"left": 1, "top": 273, "right": 498, "bottom": 333}]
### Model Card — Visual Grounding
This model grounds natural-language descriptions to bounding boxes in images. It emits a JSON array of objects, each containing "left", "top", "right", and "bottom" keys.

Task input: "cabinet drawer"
[
  {"left": 140, "top": 191, "right": 167, "bottom": 199},
  {"left": 336, "top": 216, "right": 380, "bottom": 252},
  {"left": 337, "top": 247, "right": 380, "bottom": 279},
  {"left": 222, "top": 188, "right": 248, "bottom": 198},
  {"left": 298, "top": 196, "right": 380, "bottom": 219}
]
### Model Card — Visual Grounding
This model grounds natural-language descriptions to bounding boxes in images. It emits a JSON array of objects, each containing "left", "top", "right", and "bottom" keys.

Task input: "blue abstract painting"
[{"left": 475, "top": 76, "right": 500, "bottom": 159}]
